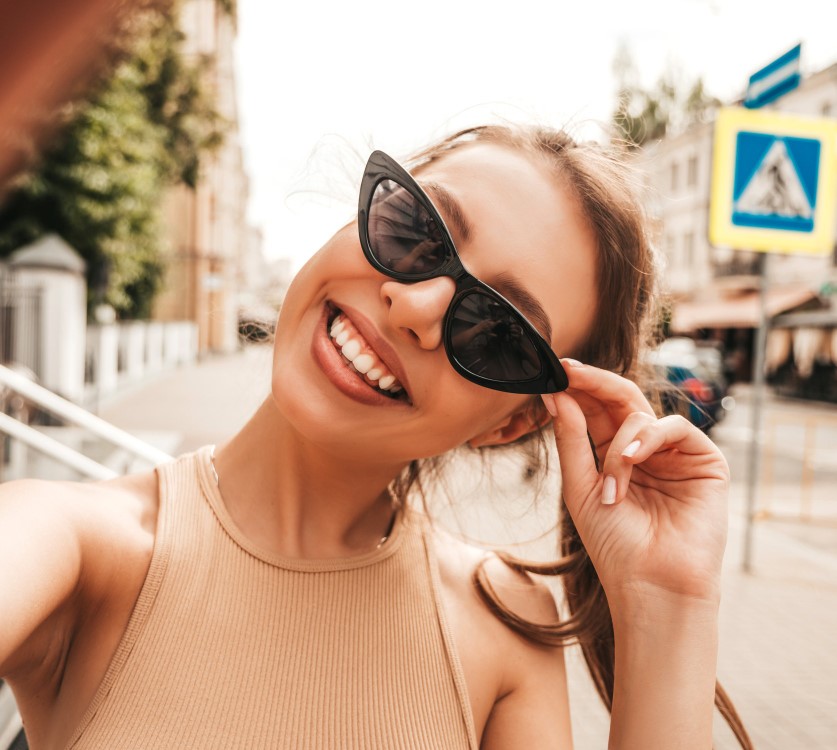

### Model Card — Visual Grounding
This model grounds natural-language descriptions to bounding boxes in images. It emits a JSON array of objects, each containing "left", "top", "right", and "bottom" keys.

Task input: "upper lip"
[{"left": 332, "top": 301, "right": 413, "bottom": 400}]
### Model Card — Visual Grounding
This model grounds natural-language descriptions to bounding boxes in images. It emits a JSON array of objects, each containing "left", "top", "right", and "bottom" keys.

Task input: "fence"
[
  {"left": 2, "top": 316, "right": 196, "bottom": 480},
  {"left": 84, "top": 320, "right": 198, "bottom": 406},
  {"left": 0, "top": 276, "right": 42, "bottom": 377},
  {"left": 758, "top": 409, "right": 837, "bottom": 524}
]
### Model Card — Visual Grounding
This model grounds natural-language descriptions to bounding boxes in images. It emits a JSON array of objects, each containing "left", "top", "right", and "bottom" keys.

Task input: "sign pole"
[{"left": 742, "top": 252, "right": 771, "bottom": 572}]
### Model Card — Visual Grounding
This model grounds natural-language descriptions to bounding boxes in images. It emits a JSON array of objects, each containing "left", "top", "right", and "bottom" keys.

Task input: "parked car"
[{"left": 648, "top": 338, "right": 735, "bottom": 433}]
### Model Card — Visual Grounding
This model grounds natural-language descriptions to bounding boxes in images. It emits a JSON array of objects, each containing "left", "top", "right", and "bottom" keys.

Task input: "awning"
[{"left": 671, "top": 285, "right": 818, "bottom": 331}]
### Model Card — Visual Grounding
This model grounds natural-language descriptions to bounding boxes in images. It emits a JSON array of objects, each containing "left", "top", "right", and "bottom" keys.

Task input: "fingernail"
[
  {"left": 602, "top": 475, "right": 617, "bottom": 505},
  {"left": 622, "top": 440, "right": 641, "bottom": 458},
  {"left": 541, "top": 393, "right": 558, "bottom": 418},
  {"left": 562, "top": 358, "right": 583, "bottom": 368}
]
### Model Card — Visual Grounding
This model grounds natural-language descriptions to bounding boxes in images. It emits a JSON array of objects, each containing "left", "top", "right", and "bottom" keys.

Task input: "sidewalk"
[
  {"left": 100, "top": 353, "right": 837, "bottom": 748},
  {"left": 98, "top": 344, "right": 274, "bottom": 455}
]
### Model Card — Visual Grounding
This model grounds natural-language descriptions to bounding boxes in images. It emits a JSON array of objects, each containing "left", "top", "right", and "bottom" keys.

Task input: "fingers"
[
  {"left": 543, "top": 391, "right": 600, "bottom": 513},
  {"left": 561, "top": 359, "right": 655, "bottom": 417},
  {"left": 600, "top": 413, "right": 718, "bottom": 505},
  {"left": 550, "top": 359, "right": 656, "bottom": 455}
]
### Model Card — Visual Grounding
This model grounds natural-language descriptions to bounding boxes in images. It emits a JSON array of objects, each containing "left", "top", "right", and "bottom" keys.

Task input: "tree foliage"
[
  {"left": 610, "top": 42, "right": 721, "bottom": 149},
  {"left": 0, "top": 3, "right": 227, "bottom": 319}
]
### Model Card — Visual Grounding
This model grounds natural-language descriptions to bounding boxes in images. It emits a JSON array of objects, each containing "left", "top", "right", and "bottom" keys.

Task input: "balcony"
[{"left": 712, "top": 251, "right": 764, "bottom": 280}]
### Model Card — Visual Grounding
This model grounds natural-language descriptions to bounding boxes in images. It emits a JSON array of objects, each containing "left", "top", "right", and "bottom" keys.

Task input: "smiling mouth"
[{"left": 326, "top": 304, "right": 409, "bottom": 403}]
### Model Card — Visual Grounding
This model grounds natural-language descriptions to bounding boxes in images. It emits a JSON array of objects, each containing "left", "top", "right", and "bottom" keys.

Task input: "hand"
[
  {"left": 541, "top": 361, "right": 729, "bottom": 610},
  {"left": 472, "top": 319, "right": 501, "bottom": 335}
]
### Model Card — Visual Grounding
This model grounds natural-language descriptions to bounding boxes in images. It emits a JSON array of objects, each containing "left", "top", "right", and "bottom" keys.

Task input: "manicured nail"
[
  {"left": 541, "top": 393, "right": 558, "bottom": 418},
  {"left": 602, "top": 475, "right": 617, "bottom": 505},
  {"left": 622, "top": 440, "right": 641, "bottom": 458},
  {"left": 562, "top": 358, "right": 583, "bottom": 368}
]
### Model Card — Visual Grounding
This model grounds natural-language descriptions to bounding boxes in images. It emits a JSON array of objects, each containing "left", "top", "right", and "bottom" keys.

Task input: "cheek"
[{"left": 418, "top": 379, "right": 527, "bottom": 445}]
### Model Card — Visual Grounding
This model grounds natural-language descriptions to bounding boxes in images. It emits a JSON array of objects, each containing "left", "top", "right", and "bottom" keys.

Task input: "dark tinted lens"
[
  {"left": 368, "top": 179, "right": 448, "bottom": 275},
  {"left": 449, "top": 290, "right": 543, "bottom": 383}
]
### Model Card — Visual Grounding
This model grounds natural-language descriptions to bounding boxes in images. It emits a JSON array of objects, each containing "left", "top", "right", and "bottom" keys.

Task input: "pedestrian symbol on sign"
[
  {"left": 735, "top": 140, "right": 812, "bottom": 218},
  {"left": 731, "top": 131, "right": 820, "bottom": 233}
]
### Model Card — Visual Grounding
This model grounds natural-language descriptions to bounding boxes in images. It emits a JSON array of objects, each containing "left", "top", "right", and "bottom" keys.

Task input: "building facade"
[
  {"left": 152, "top": 0, "right": 265, "bottom": 354},
  {"left": 634, "top": 61, "right": 837, "bottom": 397}
]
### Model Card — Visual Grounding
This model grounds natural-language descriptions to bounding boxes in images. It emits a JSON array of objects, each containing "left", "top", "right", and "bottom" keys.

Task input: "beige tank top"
[{"left": 64, "top": 447, "right": 477, "bottom": 749}]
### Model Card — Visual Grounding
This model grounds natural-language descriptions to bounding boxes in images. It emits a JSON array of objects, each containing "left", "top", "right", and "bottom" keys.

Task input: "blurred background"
[{"left": 0, "top": 1, "right": 835, "bottom": 748}]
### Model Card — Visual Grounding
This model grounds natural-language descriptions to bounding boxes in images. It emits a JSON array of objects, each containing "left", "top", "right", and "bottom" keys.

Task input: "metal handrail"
[
  {"left": 0, "top": 364, "right": 170, "bottom": 466},
  {"left": 0, "top": 682, "right": 22, "bottom": 750},
  {"left": 0, "top": 412, "right": 116, "bottom": 481}
]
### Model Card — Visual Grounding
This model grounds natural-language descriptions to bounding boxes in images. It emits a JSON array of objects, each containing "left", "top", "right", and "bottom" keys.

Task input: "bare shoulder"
[
  {"left": 52, "top": 471, "right": 160, "bottom": 600},
  {"left": 427, "top": 524, "right": 560, "bottom": 638},
  {"left": 0, "top": 469, "right": 159, "bottom": 562},
  {"left": 426, "top": 524, "right": 572, "bottom": 747},
  {"left": 0, "top": 471, "right": 159, "bottom": 678}
]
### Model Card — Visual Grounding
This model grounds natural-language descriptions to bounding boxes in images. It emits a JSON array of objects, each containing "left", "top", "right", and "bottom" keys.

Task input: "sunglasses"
[{"left": 357, "top": 150, "right": 569, "bottom": 395}]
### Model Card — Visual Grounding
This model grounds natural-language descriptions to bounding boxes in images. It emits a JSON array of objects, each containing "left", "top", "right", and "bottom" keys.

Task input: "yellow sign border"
[{"left": 709, "top": 107, "right": 837, "bottom": 255}]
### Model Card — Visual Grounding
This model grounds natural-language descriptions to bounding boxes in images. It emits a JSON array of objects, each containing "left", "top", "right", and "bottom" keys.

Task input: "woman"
[{"left": 0, "top": 125, "right": 751, "bottom": 748}]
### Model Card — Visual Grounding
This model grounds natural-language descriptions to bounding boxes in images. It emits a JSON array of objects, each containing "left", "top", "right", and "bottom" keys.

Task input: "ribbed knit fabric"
[{"left": 64, "top": 447, "right": 477, "bottom": 749}]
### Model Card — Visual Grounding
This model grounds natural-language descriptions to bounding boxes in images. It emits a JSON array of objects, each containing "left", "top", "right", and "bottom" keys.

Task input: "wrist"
[
  {"left": 608, "top": 591, "right": 719, "bottom": 750},
  {"left": 608, "top": 583, "right": 720, "bottom": 639}
]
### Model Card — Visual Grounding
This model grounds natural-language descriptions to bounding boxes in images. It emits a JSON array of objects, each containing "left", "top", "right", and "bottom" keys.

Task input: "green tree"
[
  {"left": 0, "top": 2, "right": 228, "bottom": 319},
  {"left": 611, "top": 43, "right": 721, "bottom": 149}
]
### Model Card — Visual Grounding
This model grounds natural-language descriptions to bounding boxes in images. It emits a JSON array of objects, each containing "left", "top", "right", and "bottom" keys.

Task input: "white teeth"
[
  {"left": 329, "top": 311, "right": 405, "bottom": 397},
  {"left": 341, "top": 339, "right": 361, "bottom": 360},
  {"left": 352, "top": 353, "right": 374, "bottom": 374}
]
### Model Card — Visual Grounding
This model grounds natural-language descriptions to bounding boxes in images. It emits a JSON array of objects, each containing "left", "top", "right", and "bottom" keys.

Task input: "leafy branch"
[{"left": 0, "top": 1, "right": 230, "bottom": 319}]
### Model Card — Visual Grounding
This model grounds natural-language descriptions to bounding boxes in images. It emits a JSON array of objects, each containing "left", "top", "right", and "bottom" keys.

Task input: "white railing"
[
  {"left": 0, "top": 364, "right": 172, "bottom": 468},
  {"left": 0, "top": 413, "right": 116, "bottom": 481},
  {"left": 0, "top": 681, "right": 23, "bottom": 750},
  {"left": 85, "top": 320, "right": 198, "bottom": 404}
]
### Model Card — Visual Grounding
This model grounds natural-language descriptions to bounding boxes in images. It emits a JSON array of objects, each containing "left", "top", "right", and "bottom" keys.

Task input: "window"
[
  {"left": 670, "top": 161, "right": 679, "bottom": 192},
  {"left": 823, "top": 102, "right": 833, "bottom": 117},
  {"left": 687, "top": 155, "right": 698, "bottom": 187},
  {"left": 683, "top": 232, "right": 695, "bottom": 268}
]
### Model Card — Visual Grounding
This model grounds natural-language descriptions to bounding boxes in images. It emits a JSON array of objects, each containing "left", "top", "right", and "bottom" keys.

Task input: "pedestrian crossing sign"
[{"left": 709, "top": 107, "right": 837, "bottom": 255}]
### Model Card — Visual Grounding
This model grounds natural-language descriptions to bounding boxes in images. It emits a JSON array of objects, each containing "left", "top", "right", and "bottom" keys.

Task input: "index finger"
[{"left": 561, "top": 359, "right": 655, "bottom": 415}]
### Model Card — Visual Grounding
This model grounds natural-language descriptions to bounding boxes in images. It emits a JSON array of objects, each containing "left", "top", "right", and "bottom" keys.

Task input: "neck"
[{"left": 212, "top": 397, "right": 406, "bottom": 559}]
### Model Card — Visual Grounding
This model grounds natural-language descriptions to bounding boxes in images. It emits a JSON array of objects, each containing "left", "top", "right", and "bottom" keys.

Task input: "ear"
[{"left": 467, "top": 404, "right": 552, "bottom": 449}]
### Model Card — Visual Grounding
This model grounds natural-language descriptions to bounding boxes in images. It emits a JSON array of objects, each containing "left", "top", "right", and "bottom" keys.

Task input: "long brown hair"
[{"left": 394, "top": 124, "right": 753, "bottom": 749}]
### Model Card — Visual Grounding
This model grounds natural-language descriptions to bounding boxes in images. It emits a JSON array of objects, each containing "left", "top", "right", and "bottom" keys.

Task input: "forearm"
[{"left": 608, "top": 592, "right": 719, "bottom": 750}]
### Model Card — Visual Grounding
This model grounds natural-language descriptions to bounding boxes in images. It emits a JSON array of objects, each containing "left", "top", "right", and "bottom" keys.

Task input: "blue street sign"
[
  {"left": 709, "top": 107, "right": 837, "bottom": 256},
  {"left": 731, "top": 131, "right": 820, "bottom": 233},
  {"left": 744, "top": 44, "right": 801, "bottom": 109}
]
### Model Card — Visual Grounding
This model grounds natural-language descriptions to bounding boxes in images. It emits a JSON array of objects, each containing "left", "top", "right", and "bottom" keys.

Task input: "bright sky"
[{"left": 235, "top": 0, "right": 834, "bottom": 272}]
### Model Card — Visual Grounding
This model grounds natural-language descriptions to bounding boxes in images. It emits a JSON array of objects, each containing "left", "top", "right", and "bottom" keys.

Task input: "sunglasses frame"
[{"left": 357, "top": 150, "right": 568, "bottom": 395}]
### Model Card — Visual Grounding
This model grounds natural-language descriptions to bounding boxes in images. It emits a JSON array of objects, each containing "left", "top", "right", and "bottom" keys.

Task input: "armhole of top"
[
  {"left": 63, "top": 461, "right": 174, "bottom": 749},
  {"left": 421, "top": 525, "right": 480, "bottom": 750}
]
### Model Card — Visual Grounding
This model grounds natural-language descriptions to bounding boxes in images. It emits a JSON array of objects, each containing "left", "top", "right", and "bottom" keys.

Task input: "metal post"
[{"left": 742, "top": 253, "right": 771, "bottom": 572}]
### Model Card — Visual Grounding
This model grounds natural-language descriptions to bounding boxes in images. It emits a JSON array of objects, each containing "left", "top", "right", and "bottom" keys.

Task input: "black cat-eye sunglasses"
[{"left": 357, "top": 150, "right": 569, "bottom": 394}]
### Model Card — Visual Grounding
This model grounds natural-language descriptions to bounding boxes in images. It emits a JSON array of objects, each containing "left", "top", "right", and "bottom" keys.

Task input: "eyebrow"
[
  {"left": 420, "top": 181, "right": 472, "bottom": 243},
  {"left": 491, "top": 272, "right": 554, "bottom": 343},
  {"left": 420, "top": 179, "right": 553, "bottom": 342}
]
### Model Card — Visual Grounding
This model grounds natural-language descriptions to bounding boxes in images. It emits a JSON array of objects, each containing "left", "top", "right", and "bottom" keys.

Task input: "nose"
[{"left": 380, "top": 276, "right": 456, "bottom": 350}]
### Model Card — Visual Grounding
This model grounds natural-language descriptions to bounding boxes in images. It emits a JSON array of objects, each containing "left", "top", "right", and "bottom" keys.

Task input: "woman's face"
[{"left": 270, "top": 142, "right": 598, "bottom": 464}]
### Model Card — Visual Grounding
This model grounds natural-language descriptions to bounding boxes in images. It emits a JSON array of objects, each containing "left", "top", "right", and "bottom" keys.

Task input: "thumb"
[{"left": 542, "top": 392, "right": 600, "bottom": 508}]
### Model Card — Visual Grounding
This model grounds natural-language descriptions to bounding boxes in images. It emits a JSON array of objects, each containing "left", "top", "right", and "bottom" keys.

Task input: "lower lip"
[{"left": 311, "top": 304, "right": 409, "bottom": 408}]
